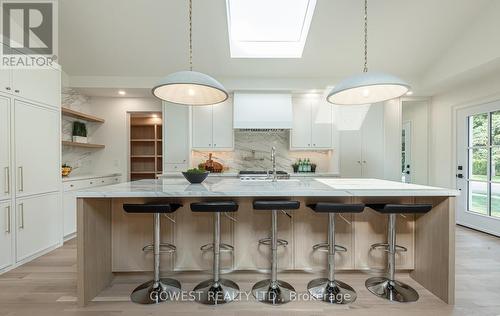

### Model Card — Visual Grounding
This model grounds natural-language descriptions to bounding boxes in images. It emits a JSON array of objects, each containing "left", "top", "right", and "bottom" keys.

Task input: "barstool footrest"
[
  {"left": 370, "top": 243, "right": 407, "bottom": 252},
  {"left": 142, "top": 243, "right": 176, "bottom": 254},
  {"left": 200, "top": 243, "right": 234, "bottom": 252},
  {"left": 312, "top": 242, "right": 347, "bottom": 252},
  {"left": 258, "top": 237, "right": 288, "bottom": 247}
]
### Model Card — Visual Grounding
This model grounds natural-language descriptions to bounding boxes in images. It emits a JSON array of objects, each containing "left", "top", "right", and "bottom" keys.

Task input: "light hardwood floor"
[{"left": 1, "top": 226, "right": 499, "bottom": 316}]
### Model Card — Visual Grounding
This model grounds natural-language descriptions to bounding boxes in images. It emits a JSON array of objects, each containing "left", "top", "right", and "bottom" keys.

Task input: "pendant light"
[
  {"left": 327, "top": 0, "right": 410, "bottom": 105},
  {"left": 152, "top": 0, "right": 228, "bottom": 105}
]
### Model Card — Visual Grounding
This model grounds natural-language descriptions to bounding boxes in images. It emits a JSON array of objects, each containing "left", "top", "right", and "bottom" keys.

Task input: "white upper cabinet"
[
  {"left": 163, "top": 103, "right": 190, "bottom": 166},
  {"left": 192, "top": 105, "right": 213, "bottom": 149},
  {"left": 14, "top": 100, "right": 60, "bottom": 197},
  {"left": 192, "top": 99, "right": 233, "bottom": 150},
  {"left": 11, "top": 68, "right": 61, "bottom": 108},
  {"left": 0, "top": 69, "right": 11, "bottom": 93},
  {"left": 291, "top": 98, "right": 312, "bottom": 148},
  {"left": 211, "top": 100, "right": 233, "bottom": 148},
  {"left": 291, "top": 95, "right": 333, "bottom": 150},
  {"left": 0, "top": 96, "right": 11, "bottom": 201},
  {"left": 311, "top": 99, "right": 333, "bottom": 148},
  {"left": 339, "top": 103, "right": 390, "bottom": 179}
]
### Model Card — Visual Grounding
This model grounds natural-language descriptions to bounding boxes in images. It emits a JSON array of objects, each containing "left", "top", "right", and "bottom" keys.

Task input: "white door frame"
[
  {"left": 456, "top": 100, "right": 500, "bottom": 236},
  {"left": 402, "top": 120, "right": 412, "bottom": 183}
]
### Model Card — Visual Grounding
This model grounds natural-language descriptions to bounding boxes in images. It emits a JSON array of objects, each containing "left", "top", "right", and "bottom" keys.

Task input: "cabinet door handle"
[
  {"left": 213, "top": 144, "right": 216, "bottom": 147},
  {"left": 18, "top": 203, "right": 24, "bottom": 229},
  {"left": 4, "top": 167, "right": 9, "bottom": 194},
  {"left": 357, "top": 161, "right": 361, "bottom": 165},
  {"left": 14, "top": 89, "right": 19, "bottom": 93},
  {"left": 5, "top": 87, "right": 11, "bottom": 91},
  {"left": 5, "top": 206, "right": 10, "bottom": 233},
  {"left": 18, "top": 166, "right": 23, "bottom": 192}
]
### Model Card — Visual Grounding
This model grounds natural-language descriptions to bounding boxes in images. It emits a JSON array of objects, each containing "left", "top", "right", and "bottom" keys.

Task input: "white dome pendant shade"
[
  {"left": 152, "top": 70, "right": 228, "bottom": 106},
  {"left": 326, "top": 72, "right": 410, "bottom": 105},
  {"left": 152, "top": 0, "right": 228, "bottom": 106},
  {"left": 327, "top": 0, "right": 410, "bottom": 105}
]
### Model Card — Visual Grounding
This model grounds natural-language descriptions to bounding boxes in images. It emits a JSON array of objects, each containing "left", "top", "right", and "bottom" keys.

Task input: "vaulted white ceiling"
[{"left": 59, "top": 0, "right": 499, "bottom": 95}]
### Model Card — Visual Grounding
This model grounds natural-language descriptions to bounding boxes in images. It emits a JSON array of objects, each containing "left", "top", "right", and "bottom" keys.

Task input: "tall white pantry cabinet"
[{"left": 0, "top": 60, "right": 62, "bottom": 272}]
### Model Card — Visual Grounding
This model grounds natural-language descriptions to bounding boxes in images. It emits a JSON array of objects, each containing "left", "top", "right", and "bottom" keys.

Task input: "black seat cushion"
[
  {"left": 308, "top": 203, "right": 365, "bottom": 213},
  {"left": 367, "top": 203, "right": 432, "bottom": 214},
  {"left": 253, "top": 200, "right": 300, "bottom": 210},
  {"left": 190, "top": 201, "right": 238, "bottom": 212},
  {"left": 123, "top": 203, "right": 182, "bottom": 214}
]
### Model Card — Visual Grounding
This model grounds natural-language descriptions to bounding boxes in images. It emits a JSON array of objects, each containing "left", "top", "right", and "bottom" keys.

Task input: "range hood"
[{"left": 233, "top": 92, "right": 293, "bottom": 129}]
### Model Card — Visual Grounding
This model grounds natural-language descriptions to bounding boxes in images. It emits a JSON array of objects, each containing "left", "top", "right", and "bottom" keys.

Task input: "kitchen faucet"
[{"left": 271, "top": 146, "right": 277, "bottom": 182}]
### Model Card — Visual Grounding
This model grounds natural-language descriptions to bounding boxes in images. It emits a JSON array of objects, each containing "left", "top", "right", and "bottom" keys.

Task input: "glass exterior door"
[{"left": 457, "top": 102, "right": 500, "bottom": 236}]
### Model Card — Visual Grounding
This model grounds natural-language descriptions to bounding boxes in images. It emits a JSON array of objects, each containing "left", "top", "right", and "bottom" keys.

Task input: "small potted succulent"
[
  {"left": 72, "top": 121, "right": 88, "bottom": 143},
  {"left": 182, "top": 167, "right": 209, "bottom": 184},
  {"left": 61, "top": 163, "right": 72, "bottom": 177}
]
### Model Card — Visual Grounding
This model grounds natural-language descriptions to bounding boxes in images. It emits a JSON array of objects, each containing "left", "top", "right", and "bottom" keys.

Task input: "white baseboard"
[{"left": 0, "top": 242, "right": 63, "bottom": 275}]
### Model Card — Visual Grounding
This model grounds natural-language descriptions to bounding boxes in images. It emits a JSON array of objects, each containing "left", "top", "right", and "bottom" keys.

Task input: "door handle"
[
  {"left": 456, "top": 174, "right": 463, "bottom": 179},
  {"left": 4, "top": 167, "right": 9, "bottom": 194},
  {"left": 5, "top": 206, "right": 10, "bottom": 233},
  {"left": 18, "top": 166, "right": 23, "bottom": 192},
  {"left": 18, "top": 203, "right": 24, "bottom": 229}
]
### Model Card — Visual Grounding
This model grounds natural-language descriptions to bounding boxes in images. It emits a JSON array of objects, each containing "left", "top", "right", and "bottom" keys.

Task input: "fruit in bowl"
[
  {"left": 61, "top": 164, "right": 72, "bottom": 177},
  {"left": 182, "top": 168, "right": 209, "bottom": 184}
]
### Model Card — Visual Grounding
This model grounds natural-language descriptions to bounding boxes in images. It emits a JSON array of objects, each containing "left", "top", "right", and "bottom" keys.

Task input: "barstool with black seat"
[
  {"left": 365, "top": 203, "right": 432, "bottom": 303},
  {"left": 123, "top": 202, "right": 183, "bottom": 304},
  {"left": 252, "top": 200, "right": 300, "bottom": 305},
  {"left": 307, "top": 203, "right": 365, "bottom": 304},
  {"left": 190, "top": 201, "right": 240, "bottom": 305}
]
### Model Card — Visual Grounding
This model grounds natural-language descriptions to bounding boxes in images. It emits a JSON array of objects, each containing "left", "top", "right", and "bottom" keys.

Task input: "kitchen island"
[{"left": 75, "top": 178, "right": 458, "bottom": 306}]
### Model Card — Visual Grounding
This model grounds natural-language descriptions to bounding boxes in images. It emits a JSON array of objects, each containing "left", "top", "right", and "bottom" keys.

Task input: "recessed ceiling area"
[
  {"left": 59, "top": 0, "right": 499, "bottom": 96},
  {"left": 226, "top": 0, "right": 316, "bottom": 58}
]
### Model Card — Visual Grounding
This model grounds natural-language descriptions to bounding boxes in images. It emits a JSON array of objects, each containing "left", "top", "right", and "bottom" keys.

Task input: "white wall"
[
  {"left": 87, "top": 97, "right": 161, "bottom": 178},
  {"left": 402, "top": 101, "right": 429, "bottom": 185},
  {"left": 430, "top": 71, "right": 500, "bottom": 188}
]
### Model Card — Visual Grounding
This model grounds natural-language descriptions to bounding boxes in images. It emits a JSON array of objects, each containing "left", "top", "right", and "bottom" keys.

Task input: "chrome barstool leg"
[
  {"left": 308, "top": 213, "right": 356, "bottom": 304},
  {"left": 252, "top": 210, "right": 296, "bottom": 305},
  {"left": 193, "top": 212, "right": 240, "bottom": 305},
  {"left": 365, "top": 214, "right": 419, "bottom": 302},
  {"left": 130, "top": 213, "right": 181, "bottom": 304}
]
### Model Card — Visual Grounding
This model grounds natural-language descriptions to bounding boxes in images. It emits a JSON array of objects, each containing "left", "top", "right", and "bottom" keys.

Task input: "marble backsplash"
[
  {"left": 192, "top": 130, "right": 333, "bottom": 173},
  {"left": 61, "top": 88, "right": 96, "bottom": 175}
]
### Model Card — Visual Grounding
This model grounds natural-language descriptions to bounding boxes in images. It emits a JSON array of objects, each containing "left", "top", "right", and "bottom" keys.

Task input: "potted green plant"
[
  {"left": 182, "top": 167, "right": 209, "bottom": 184},
  {"left": 72, "top": 121, "right": 88, "bottom": 143}
]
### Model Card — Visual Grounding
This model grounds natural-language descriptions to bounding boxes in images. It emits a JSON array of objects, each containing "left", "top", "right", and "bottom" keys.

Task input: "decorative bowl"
[{"left": 182, "top": 171, "right": 209, "bottom": 184}]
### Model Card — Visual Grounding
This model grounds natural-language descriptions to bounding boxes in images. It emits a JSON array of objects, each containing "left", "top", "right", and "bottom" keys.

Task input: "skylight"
[{"left": 226, "top": 0, "right": 317, "bottom": 58}]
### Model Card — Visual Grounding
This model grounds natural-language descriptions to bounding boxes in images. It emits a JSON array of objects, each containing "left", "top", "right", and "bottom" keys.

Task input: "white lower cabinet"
[
  {"left": 63, "top": 175, "right": 122, "bottom": 238},
  {"left": 16, "top": 192, "right": 61, "bottom": 262},
  {"left": 0, "top": 201, "right": 13, "bottom": 270}
]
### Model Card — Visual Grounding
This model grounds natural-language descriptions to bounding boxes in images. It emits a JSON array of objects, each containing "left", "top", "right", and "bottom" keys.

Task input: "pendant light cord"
[
  {"left": 189, "top": 0, "right": 193, "bottom": 71},
  {"left": 363, "top": 0, "right": 368, "bottom": 73}
]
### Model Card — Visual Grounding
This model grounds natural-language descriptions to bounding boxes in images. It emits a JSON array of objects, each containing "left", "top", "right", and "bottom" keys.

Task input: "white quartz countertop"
[
  {"left": 62, "top": 173, "right": 122, "bottom": 182},
  {"left": 75, "top": 178, "right": 459, "bottom": 198}
]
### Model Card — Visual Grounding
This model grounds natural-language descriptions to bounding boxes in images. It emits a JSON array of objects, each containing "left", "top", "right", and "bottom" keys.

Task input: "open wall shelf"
[
  {"left": 62, "top": 107, "right": 105, "bottom": 123},
  {"left": 62, "top": 141, "right": 105, "bottom": 148}
]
